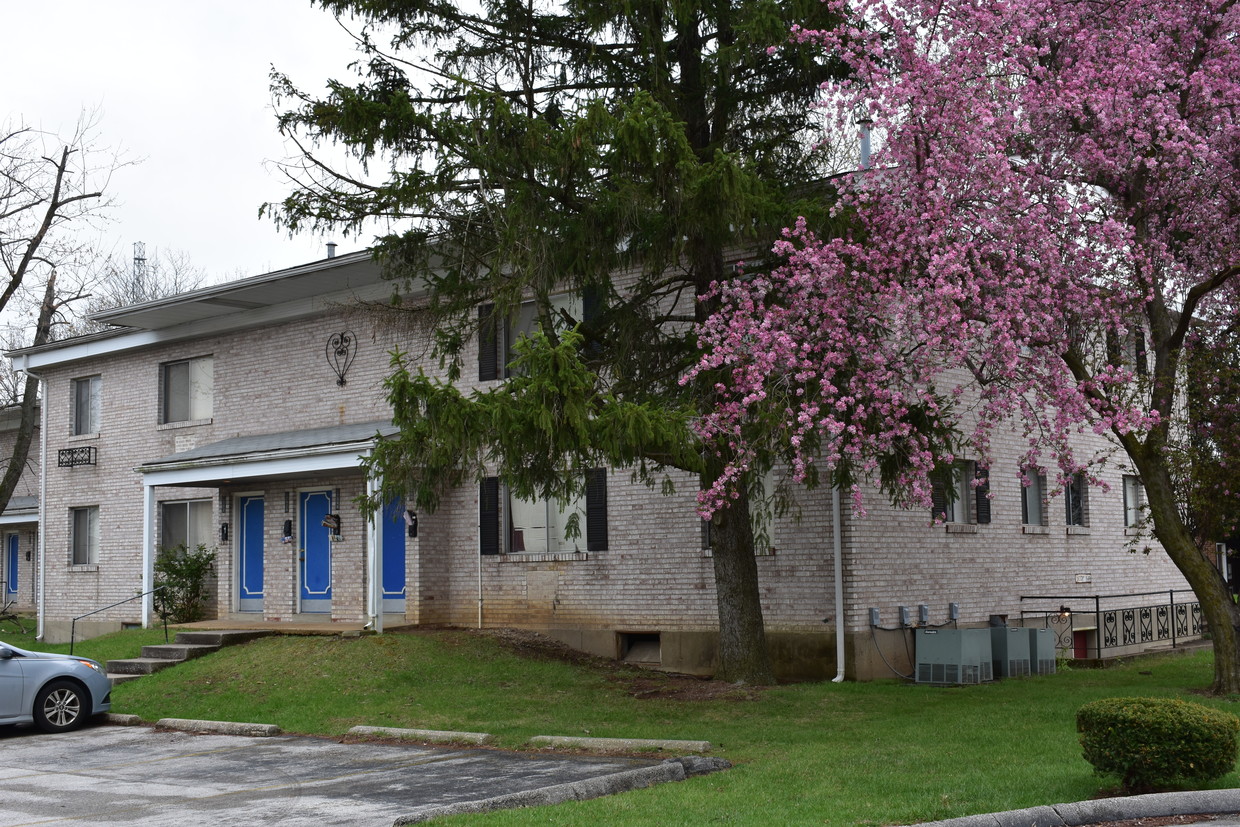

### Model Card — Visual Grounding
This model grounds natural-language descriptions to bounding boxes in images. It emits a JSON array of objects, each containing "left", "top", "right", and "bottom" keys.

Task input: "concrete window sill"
[{"left": 1022, "top": 525, "right": 1051, "bottom": 535}]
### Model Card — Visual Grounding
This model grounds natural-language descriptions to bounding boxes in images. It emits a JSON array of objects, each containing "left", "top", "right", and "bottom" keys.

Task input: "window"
[
  {"left": 1122, "top": 474, "right": 1145, "bottom": 528},
  {"left": 1020, "top": 468, "right": 1048, "bottom": 526},
  {"left": 161, "top": 500, "right": 213, "bottom": 551},
  {"left": 931, "top": 461, "right": 990, "bottom": 524},
  {"left": 478, "top": 293, "right": 589, "bottom": 381},
  {"left": 1065, "top": 473, "right": 1089, "bottom": 526},
  {"left": 71, "top": 506, "right": 99, "bottom": 565},
  {"left": 161, "top": 356, "right": 213, "bottom": 423},
  {"left": 71, "top": 375, "right": 101, "bottom": 435},
  {"left": 480, "top": 470, "right": 607, "bottom": 554}
]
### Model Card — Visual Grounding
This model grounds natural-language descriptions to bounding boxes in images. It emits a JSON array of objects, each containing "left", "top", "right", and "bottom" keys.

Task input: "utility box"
[
  {"left": 990, "top": 626, "right": 1031, "bottom": 678},
  {"left": 915, "top": 628, "right": 994, "bottom": 685},
  {"left": 1028, "top": 627, "right": 1057, "bottom": 675}
]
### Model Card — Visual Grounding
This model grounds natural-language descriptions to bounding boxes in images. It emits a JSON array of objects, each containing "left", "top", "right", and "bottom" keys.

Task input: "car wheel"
[{"left": 33, "top": 680, "right": 87, "bottom": 733}]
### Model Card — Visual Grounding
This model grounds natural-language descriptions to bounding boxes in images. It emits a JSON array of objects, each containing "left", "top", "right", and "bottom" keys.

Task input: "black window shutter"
[
  {"left": 585, "top": 468, "right": 608, "bottom": 552},
  {"left": 1134, "top": 330, "right": 1148, "bottom": 375},
  {"left": 930, "top": 473, "right": 947, "bottom": 521},
  {"left": 583, "top": 285, "right": 602, "bottom": 324},
  {"left": 974, "top": 465, "right": 991, "bottom": 524},
  {"left": 701, "top": 516, "right": 712, "bottom": 550},
  {"left": 479, "top": 477, "right": 500, "bottom": 555},
  {"left": 478, "top": 304, "right": 499, "bottom": 381},
  {"left": 1039, "top": 474, "right": 1049, "bottom": 526}
]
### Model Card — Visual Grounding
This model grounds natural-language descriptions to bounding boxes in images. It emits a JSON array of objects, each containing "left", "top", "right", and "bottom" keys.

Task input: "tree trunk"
[
  {"left": 705, "top": 463, "right": 776, "bottom": 684},
  {"left": 1140, "top": 450, "right": 1240, "bottom": 694},
  {"left": 0, "top": 271, "right": 55, "bottom": 515}
]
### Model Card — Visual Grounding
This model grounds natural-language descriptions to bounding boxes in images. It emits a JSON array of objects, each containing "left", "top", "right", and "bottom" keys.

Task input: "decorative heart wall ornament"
[{"left": 326, "top": 330, "right": 357, "bottom": 386}]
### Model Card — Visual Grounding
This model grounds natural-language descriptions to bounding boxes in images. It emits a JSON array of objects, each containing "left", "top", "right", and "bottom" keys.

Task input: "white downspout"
[
  {"left": 21, "top": 366, "right": 48, "bottom": 641},
  {"left": 832, "top": 484, "right": 846, "bottom": 682},
  {"left": 142, "top": 484, "right": 155, "bottom": 627}
]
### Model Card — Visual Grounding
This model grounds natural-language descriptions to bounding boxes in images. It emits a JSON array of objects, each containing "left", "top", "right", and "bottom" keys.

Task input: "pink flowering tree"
[{"left": 690, "top": 0, "right": 1240, "bottom": 690}]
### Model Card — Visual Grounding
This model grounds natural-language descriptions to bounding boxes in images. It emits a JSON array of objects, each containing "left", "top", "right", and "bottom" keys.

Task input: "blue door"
[
  {"left": 299, "top": 490, "right": 333, "bottom": 613},
  {"left": 381, "top": 496, "right": 407, "bottom": 613},
  {"left": 5, "top": 534, "right": 17, "bottom": 599},
  {"left": 237, "top": 497, "right": 264, "bottom": 612}
]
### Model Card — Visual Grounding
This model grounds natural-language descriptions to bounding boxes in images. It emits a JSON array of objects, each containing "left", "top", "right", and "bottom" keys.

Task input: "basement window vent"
[
  {"left": 620, "top": 632, "right": 661, "bottom": 665},
  {"left": 58, "top": 446, "right": 97, "bottom": 467}
]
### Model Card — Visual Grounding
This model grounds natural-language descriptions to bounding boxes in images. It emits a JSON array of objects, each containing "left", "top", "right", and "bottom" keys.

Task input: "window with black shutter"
[
  {"left": 479, "top": 477, "right": 500, "bottom": 554},
  {"left": 585, "top": 468, "right": 608, "bottom": 551},
  {"left": 973, "top": 465, "right": 991, "bottom": 524},
  {"left": 477, "top": 304, "right": 499, "bottom": 381}
]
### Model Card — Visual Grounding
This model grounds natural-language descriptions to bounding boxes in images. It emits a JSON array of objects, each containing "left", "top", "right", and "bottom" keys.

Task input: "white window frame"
[
  {"left": 508, "top": 489, "right": 586, "bottom": 554},
  {"left": 1122, "top": 474, "right": 1145, "bottom": 528},
  {"left": 1021, "top": 468, "right": 1047, "bottom": 526},
  {"left": 71, "top": 506, "right": 99, "bottom": 566},
  {"left": 71, "top": 375, "right": 101, "bottom": 435},
  {"left": 161, "top": 356, "right": 213, "bottom": 424},
  {"left": 1064, "top": 473, "right": 1089, "bottom": 527},
  {"left": 505, "top": 294, "right": 584, "bottom": 375},
  {"left": 160, "top": 499, "right": 214, "bottom": 552}
]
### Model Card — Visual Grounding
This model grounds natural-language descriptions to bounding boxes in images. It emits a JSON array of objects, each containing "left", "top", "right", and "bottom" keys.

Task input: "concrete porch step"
[
  {"left": 140, "top": 643, "right": 220, "bottom": 661},
  {"left": 171, "top": 630, "right": 276, "bottom": 647},
  {"left": 106, "top": 657, "right": 180, "bottom": 676},
  {"left": 107, "top": 672, "right": 144, "bottom": 686}
]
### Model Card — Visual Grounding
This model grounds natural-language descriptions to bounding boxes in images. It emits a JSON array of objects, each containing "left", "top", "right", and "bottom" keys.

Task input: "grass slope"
[{"left": 4, "top": 623, "right": 1235, "bottom": 825}]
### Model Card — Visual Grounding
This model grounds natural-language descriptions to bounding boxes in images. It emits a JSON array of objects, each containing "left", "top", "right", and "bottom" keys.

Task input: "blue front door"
[
  {"left": 237, "top": 497, "right": 264, "bottom": 612},
  {"left": 5, "top": 534, "right": 17, "bottom": 598},
  {"left": 299, "top": 490, "right": 333, "bottom": 613},
  {"left": 381, "top": 496, "right": 407, "bottom": 613}
]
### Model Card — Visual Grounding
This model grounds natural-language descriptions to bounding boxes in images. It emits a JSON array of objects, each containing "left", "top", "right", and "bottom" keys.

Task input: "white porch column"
[
  {"left": 142, "top": 484, "right": 155, "bottom": 627},
  {"left": 366, "top": 474, "right": 383, "bottom": 634}
]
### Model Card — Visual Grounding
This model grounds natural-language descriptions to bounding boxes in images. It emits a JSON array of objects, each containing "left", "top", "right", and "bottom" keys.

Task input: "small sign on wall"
[{"left": 1075, "top": 573, "right": 1092, "bottom": 584}]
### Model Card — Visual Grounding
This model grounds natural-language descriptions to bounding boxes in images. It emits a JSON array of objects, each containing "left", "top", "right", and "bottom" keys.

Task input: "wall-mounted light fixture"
[
  {"left": 1058, "top": 605, "right": 1072, "bottom": 619},
  {"left": 405, "top": 510, "right": 418, "bottom": 538},
  {"left": 219, "top": 523, "right": 229, "bottom": 543}
]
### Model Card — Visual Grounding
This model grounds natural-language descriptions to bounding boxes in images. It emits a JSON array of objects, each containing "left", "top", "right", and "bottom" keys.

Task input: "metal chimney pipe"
[{"left": 326, "top": 242, "right": 338, "bottom": 259}]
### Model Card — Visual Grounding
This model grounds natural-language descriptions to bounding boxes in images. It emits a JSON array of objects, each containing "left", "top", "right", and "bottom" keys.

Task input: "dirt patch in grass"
[{"left": 446, "top": 627, "right": 765, "bottom": 702}]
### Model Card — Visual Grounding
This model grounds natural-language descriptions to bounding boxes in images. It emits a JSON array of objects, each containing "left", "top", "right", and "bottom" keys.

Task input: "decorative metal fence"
[{"left": 1019, "top": 590, "right": 1202, "bottom": 660}]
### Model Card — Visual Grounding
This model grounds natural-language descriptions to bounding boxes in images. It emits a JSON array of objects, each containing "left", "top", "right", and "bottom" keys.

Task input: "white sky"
[{"left": 1, "top": 0, "right": 371, "bottom": 283}]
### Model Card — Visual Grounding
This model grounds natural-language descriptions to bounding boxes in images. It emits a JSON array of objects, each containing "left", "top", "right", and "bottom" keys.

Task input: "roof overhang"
[
  {"left": 138, "top": 422, "right": 398, "bottom": 488},
  {"left": 8, "top": 250, "right": 425, "bottom": 372}
]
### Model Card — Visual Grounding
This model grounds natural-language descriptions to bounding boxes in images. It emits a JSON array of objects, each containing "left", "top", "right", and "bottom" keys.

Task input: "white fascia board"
[
  {"left": 16, "top": 280, "right": 402, "bottom": 371},
  {"left": 139, "top": 442, "right": 375, "bottom": 487},
  {"left": 0, "top": 513, "right": 37, "bottom": 526}
]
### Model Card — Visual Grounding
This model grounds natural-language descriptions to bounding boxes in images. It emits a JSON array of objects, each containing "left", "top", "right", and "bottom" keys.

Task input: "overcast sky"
[{"left": 1, "top": 0, "right": 370, "bottom": 284}]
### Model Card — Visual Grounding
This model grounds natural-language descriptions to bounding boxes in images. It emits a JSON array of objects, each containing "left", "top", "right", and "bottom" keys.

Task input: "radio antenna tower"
[{"left": 133, "top": 241, "right": 148, "bottom": 287}]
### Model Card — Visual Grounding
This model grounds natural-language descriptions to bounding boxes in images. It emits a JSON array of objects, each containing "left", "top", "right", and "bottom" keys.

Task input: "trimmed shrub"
[
  {"left": 154, "top": 543, "right": 217, "bottom": 623},
  {"left": 1077, "top": 696, "right": 1240, "bottom": 790}
]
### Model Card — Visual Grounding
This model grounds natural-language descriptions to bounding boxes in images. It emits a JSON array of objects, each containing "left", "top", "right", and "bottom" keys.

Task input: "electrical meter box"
[{"left": 915, "top": 628, "right": 994, "bottom": 685}]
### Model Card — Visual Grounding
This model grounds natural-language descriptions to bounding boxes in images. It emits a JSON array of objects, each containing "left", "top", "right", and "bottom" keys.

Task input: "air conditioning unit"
[
  {"left": 915, "top": 628, "right": 994, "bottom": 685},
  {"left": 1028, "top": 627, "right": 1057, "bottom": 675},
  {"left": 990, "top": 626, "right": 1031, "bottom": 678}
]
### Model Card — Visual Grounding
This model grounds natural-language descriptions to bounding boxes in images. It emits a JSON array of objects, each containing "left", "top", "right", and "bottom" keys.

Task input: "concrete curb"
[
  {"left": 102, "top": 713, "right": 144, "bottom": 726},
  {"left": 348, "top": 725, "right": 493, "bottom": 745},
  {"left": 155, "top": 718, "right": 281, "bottom": 737},
  {"left": 901, "top": 789, "right": 1240, "bottom": 826},
  {"left": 526, "top": 735, "right": 713, "bottom": 752},
  {"left": 391, "top": 761, "right": 687, "bottom": 825}
]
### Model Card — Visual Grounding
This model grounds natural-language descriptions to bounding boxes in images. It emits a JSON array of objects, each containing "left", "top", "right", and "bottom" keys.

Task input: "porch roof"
[
  {"left": 0, "top": 495, "right": 38, "bottom": 525},
  {"left": 138, "top": 420, "right": 399, "bottom": 487}
]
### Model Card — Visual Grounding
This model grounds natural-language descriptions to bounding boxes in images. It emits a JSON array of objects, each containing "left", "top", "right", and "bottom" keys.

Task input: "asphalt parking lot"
[{"left": 0, "top": 724, "right": 667, "bottom": 826}]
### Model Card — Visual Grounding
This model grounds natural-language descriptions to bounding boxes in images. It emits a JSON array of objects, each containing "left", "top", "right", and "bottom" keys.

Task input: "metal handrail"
[
  {"left": 1020, "top": 590, "right": 1202, "bottom": 660},
  {"left": 69, "top": 587, "right": 165, "bottom": 656}
]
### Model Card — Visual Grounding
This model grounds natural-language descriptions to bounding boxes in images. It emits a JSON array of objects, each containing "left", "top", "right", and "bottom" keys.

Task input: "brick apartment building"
[{"left": 5, "top": 250, "right": 1203, "bottom": 679}]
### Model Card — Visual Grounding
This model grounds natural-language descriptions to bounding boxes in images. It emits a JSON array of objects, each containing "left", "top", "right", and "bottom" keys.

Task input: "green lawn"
[{"left": 3, "top": 622, "right": 1235, "bottom": 826}]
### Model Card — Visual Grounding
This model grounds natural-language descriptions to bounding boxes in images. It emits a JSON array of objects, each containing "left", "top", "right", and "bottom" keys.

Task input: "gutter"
[{"left": 13, "top": 360, "right": 48, "bottom": 641}]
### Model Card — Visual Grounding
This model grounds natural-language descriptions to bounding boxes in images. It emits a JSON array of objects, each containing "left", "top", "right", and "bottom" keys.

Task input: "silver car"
[{"left": 0, "top": 641, "right": 112, "bottom": 732}]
